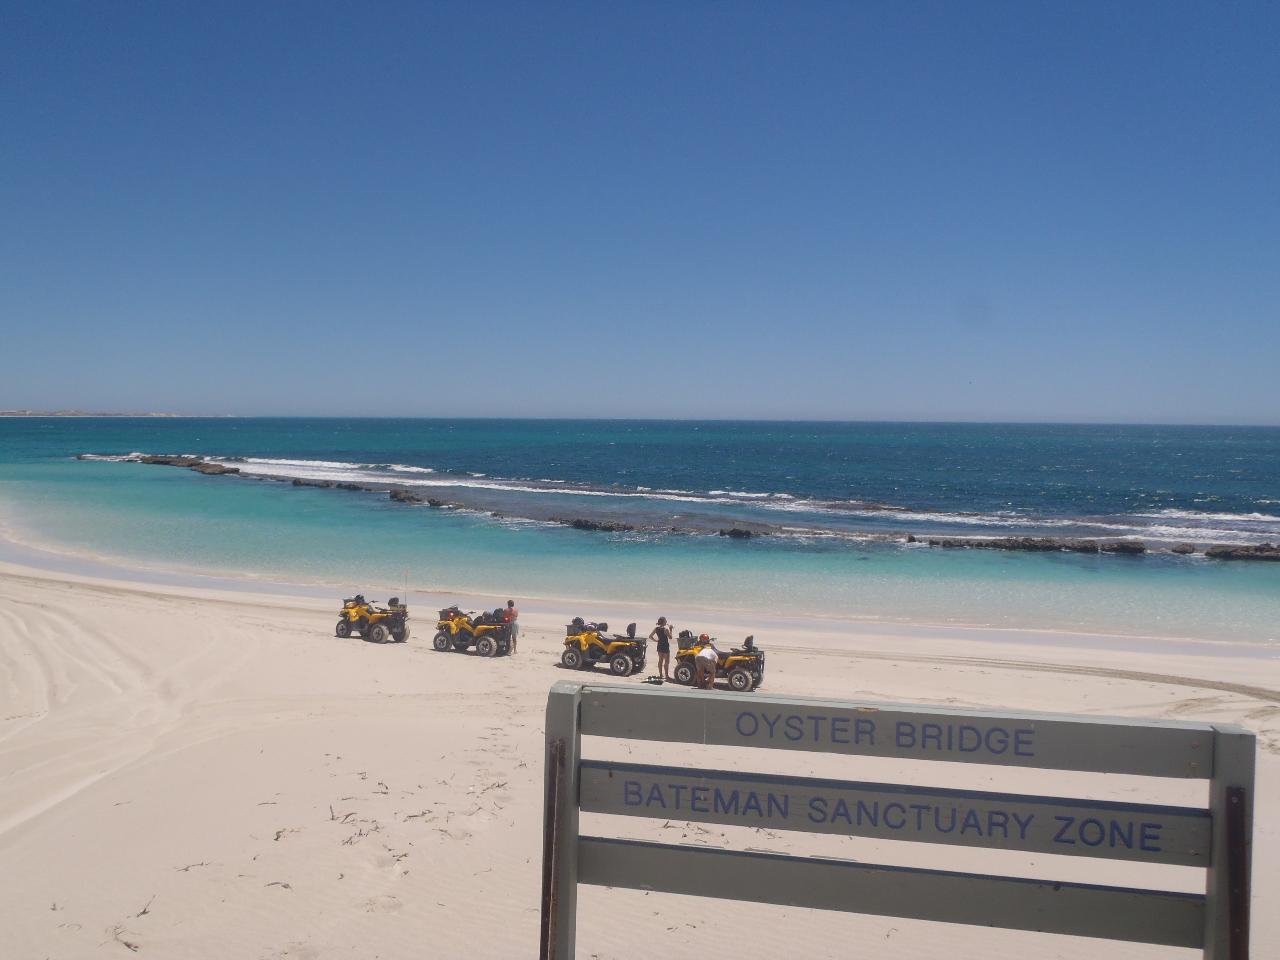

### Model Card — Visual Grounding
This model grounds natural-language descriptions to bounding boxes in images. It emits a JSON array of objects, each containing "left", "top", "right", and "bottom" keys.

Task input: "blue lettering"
[
  {"left": 767, "top": 793, "right": 789, "bottom": 819},
  {"left": 896, "top": 722, "right": 916, "bottom": 749},
  {"left": 784, "top": 716, "right": 803, "bottom": 741},
  {"left": 910, "top": 803, "right": 930, "bottom": 831},
  {"left": 830, "top": 717, "right": 851, "bottom": 744},
  {"left": 624, "top": 781, "right": 642, "bottom": 807},
  {"left": 884, "top": 803, "right": 907, "bottom": 829},
  {"left": 987, "top": 810, "right": 1010, "bottom": 838},
  {"left": 742, "top": 792, "right": 764, "bottom": 817},
  {"left": 934, "top": 806, "right": 957, "bottom": 833},
  {"left": 714, "top": 789, "right": 741, "bottom": 817},
  {"left": 831, "top": 798, "right": 853, "bottom": 826},
  {"left": 985, "top": 727, "right": 1010, "bottom": 754},
  {"left": 1078, "top": 818, "right": 1105, "bottom": 847},
  {"left": 808, "top": 797, "right": 828, "bottom": 823},
  {"left": 690, "top": 786, "right": 710, "bottom": 814},
  {"left": 1109, "top": 819, "right": 1134, "bottom": 849},
  {"left": 735, "top": 712, "right": 758, "bottom": 738},
  {"left": 1140, "top": 822, "right": 1163, "bottom": 853},
  {"left": 921, "top": 723, "right": 943, "bottom": 751},
  {"left": 646, "top": 784, "right": 666, "bottom": 808},
  {"left": 856, "top": 800, "right": 879, "bottom": 827},
  {"left": 762, "top": 712, "right": 780, "bottom": 739},
  {"left": 958, "top": 725, "right": 982, "bottom": 752},
  {"left": 1014, "top": 728, "right": 1035, "bottom": 757},
  {"left": 1011, "top": 811, "right": 1034, "bottom": 840},
  {"left": 669, "top": 784, "right": 687, "bottom": 808},
  {"left": 855, "top": 717, "right": 876, "bottom": 745},
  {"left": 959, "top": 809, "right": 983, "bottom": 836},
  {"left": 1053, "top": 815, "right": 1076, "bottom": 844}
]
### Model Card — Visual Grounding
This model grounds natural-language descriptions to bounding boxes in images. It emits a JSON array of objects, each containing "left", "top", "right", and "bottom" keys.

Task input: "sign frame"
[{"left": 539, "top": 681, "right": 1254, "bottom": 959}]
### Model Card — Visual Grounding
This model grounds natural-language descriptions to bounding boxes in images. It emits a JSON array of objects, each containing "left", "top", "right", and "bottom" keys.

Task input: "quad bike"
[
  {"left": 336, "top": 595, "right": 410, "bottom": 643},
  {"left": 560, "top": 618, "right": 646, "bottom": 677},
  {"left": 432, "top": 605, "right": 513, "bottom": 657},
  {"left": 672, "top": 631, "right": 764, "bottom": 691}
]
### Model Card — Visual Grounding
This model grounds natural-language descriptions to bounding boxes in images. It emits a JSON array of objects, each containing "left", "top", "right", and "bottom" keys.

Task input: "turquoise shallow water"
[{"left": 1, "top": 418, "right": 1278, "bottom": 641}]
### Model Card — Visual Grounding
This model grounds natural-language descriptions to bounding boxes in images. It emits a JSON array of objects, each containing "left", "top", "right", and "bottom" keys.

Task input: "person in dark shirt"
[{"left": 648, "top": 616, "right": 672, "bottom": 679}]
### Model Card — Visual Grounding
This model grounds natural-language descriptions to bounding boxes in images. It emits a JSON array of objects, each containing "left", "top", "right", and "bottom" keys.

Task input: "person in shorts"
[
  {"left": 648, "top": 616, "right": 673, "bottom": 679},
  {"left": 695, "top": 635, "right": 719, "bottom": 689},
  {"left": 506, "top": 600, "right": 519, "bottom": 653}
]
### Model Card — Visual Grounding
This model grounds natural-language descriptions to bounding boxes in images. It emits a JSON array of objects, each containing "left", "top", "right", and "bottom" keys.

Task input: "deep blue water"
[{"left": 1, "top": 418, "right": 1278, "bottom": 640}]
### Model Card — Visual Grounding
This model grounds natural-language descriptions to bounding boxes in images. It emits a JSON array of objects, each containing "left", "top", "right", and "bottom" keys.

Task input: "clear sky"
[{"left": 3, "top": 1, "right": 1277, "bottom": 422}]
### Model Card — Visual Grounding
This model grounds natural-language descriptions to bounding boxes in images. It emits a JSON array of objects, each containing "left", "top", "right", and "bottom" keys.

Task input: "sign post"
[{"left": 539, "top": 681, "right": 1254, "bottom": 959}]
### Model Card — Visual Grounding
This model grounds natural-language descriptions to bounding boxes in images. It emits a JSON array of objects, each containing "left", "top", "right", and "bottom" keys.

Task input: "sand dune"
[{"left": 1, "top": 558, "right": 1275, "bottom": 958}]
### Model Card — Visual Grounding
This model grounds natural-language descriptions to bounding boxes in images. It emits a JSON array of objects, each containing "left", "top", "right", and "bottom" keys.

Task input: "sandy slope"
[{"left": 0, "top": 559, "right": 1275, "bottom": 959}]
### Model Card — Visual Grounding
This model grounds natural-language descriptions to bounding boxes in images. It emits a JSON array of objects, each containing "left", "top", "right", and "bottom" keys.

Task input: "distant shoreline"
[{"left": 0, "top": 411, "right": 218, "bottom": 418}]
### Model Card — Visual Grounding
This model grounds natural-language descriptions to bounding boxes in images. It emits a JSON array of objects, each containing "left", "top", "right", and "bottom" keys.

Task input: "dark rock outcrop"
[
  {"left": 131, "top": 454, "right": 239, "bottom": 476},
  {"left": 552, "top": 517, "right": 636, "bottom": 533},
  {"left": 335, "top": 482, "right": 365, "bottom": 491},
  {"left": 389, "top": 489, "right": 423, "bottom": 503},
  {"left": 427, "top": 498, "right": 448, "bottom": 508},
  {"left": 189, "top": 461, "right": 240, "bottom": 475},
  {"left": 1100, "top": 540, "right": 1146, "bottom": 555},
  {"left": 292, "top": 478, "right": 335, "bottom": 488},
  {"left": 1170, "top": 543, "right": 1196, "bottom": 555},
  {"left": 1205, "top": 543, "right": 1280, "bottom": 562},
  {"left": 719, "top": 528, "right": 756, "bottom": 539},
  {"left": 928, "top": 537, "right": 1099, "bottom": 553}
]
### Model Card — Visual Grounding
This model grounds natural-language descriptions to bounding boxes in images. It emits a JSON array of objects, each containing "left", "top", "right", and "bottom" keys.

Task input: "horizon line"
[{"left": 4, "top": 413, "right": 1278, "bottom": 429}]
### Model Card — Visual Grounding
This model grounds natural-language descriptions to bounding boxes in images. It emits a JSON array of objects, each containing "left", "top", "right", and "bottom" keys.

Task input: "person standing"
[
  {"left": 506, "top": 599, "right": 519, "bottom": 653},
  {"left": 648, "top": 616, "right": 673, "bottom": 679}
]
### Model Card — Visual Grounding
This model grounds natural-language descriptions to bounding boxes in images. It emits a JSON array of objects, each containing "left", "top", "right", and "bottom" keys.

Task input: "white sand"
[{"left": 1, "top": 557, "right": 1275, "bottom": 959}]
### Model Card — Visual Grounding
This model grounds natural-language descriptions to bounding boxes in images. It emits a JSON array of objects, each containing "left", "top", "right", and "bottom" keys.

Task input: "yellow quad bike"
[
  {"left": 432, "top": 605, "right": 512, "bottom": 657},
  {"left": 672, "top": 632, "right": 764, "bottom": 691},
  {"left": 560, "top": 618, "right": 646, "bottom": 677},
  {"left": 336, "top": 595, "right": 410, "bottom": 644}
]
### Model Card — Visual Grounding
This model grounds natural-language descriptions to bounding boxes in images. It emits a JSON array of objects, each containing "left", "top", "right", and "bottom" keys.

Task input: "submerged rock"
[
  {"left": 335, "top": 482, "right": 365, "bottom": 491},
  {"left": 292, "top": 478, "right": 335, "bottom": 488},
  {"left": 1170, "top": 543, "right": 1197, "bottom": 555},
  {"left": 389, "top": 489, "right": 423, "bottom": 503},
  {"left": 719, "top": 528, "right": 756, "bottom": 538},
  {"left": 1205, "top": 543, "right": 1280, "bottom": 561}
]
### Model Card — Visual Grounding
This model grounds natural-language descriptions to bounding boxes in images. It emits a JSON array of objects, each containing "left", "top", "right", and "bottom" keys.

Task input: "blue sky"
[{"left": 3, "top": 1, "right": 1277, "bottom": 422}]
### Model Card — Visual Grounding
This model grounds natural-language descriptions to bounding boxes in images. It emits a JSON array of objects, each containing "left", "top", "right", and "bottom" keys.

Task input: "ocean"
[{"left": 2, "top": 418, "right": 1278, "bottom": 641}]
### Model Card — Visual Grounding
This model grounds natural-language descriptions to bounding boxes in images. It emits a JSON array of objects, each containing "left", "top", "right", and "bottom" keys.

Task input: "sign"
[{"left": 540, "top": 682, "right": 1254, "bottom": 959}]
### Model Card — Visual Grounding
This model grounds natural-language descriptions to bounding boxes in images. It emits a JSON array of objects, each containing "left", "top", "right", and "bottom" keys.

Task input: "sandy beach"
[{"left": 1, "top": 555, "right": 1275, "bottom": 959}]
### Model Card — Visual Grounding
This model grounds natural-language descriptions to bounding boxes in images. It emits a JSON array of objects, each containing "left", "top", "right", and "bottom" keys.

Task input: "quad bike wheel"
[
  {"left": 561, "top": 647, "right": 584, "bottom": 670},
  {"left": 728, "top": 668, "right": 754, "bottom": 692},
  {"left": 335, "top": 620, "right": 352, "bottom": 639},
  {"left": 673, "top": 661, "right": 695, "bottom": 685},
  {"left": 476, "top": 636, "right": 497, "bottom": 657},
  {"left": 393, "top": 625, "right": 410, "bottom": 643},
  {"left": 368, "top": 623, "right": 390, "bottom": 644},
  {"left": 432, "top": 631, "right": 451, "bottom": 652},
  {"left": 610, "top": 653, "right": 634, "bottom": 677}
]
